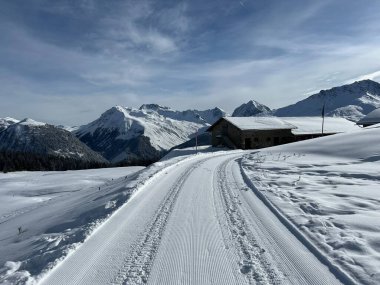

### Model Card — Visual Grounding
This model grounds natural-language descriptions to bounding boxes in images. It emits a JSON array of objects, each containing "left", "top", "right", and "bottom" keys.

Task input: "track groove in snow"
[
  {"left": 112, "top": 160, "right": 205, "bottom": 285},
  {"left": 148, "top": 153, "right": 243, "bottom": 285},
  {"left": 215, "top": 158, "right": 280, "bottom": 284},
  {"left": 232, "top": 158, "right": 343, "bottom": 285}
]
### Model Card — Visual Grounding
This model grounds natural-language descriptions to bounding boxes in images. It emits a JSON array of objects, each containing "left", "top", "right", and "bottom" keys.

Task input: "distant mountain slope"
[
  {"left": 139, "top": 104, "right": 227, "bottom": 124},
  {"left": 232, "top": 100, "right": 271, "bottom": 117},
  {"left": 57, "top": 125, "right": 79, "bottom": 132},
  {"left": 0, "top": 118, "right": 107, "bottom": 164},
  {"left": 193, "top": 107, "right": 227, "bottom": 124},
  {"left": 75, "top": 105, "right": 226, "bottom": 164},
  {"left": 0, "top": 117, "right": 19, "bottom": 131},
  {"left": 274, "top": 80, "right": 380, "bottom": 121}
]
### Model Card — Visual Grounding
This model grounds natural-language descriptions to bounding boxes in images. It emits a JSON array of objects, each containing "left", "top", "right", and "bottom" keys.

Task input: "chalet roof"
[
  {"left": 208, "top": 116, "right": 360, "bottom": 135},
  {"left": 357, "top": 108, "right": 380, "bottom": 125},
  {"left": 282, "top": 117, "right": 359, "bottom": 135},
  {"left": 224, "top": 117, "right": 296, "bottom": 131}
]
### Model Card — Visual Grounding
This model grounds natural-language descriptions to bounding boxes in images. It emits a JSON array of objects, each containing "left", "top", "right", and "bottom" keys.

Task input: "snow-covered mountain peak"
[
  {"left": 139, "top": 104, "right": 171, "bottom": 111},
  {"left": 0, "top": 117, "right": 20, "bottom": 131},
  {"left": 75, "top": 104, "right": 227, "bottom": 163},
  {"left": 232, "top": 100, "right": 271, "bottom": 117},
  {"left": 275, "top": 79, "right": 380, "bottom": 121},
  {"left": 0, "top": 117, "right": 107, "bottom": 163},
  {"left": 91, "top": 106, "right": 142, "bottom": 130},
  {"left": 18, "top": 118, "right": 46, "bottom": 127},
  {"left": 2, "top": 117, "right": 19, "bottom": 123}
]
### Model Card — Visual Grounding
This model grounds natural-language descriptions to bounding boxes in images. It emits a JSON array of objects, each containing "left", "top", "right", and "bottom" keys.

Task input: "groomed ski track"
[{"left": 39, "top": 152, "right": 343, "bottom": 285}]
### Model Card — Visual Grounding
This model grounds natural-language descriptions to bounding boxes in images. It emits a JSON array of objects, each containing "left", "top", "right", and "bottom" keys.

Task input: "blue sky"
[{"left": 1, "top": 0, "right": 380, "bottom": 125}]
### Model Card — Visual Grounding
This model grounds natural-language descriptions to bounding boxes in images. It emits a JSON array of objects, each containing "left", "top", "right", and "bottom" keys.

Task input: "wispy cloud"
[
  {"left": 1, "top": 0, "right": 380, "bottom": 124},
  {"left": 346, "top": 70, "right": 380, "bottom": 84}
]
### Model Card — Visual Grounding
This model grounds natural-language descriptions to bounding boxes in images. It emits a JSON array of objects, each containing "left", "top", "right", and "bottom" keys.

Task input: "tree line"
[
  {"left": 0, "top": 151, "right": 162, "bottom": 173},
  {"left": 0, "top": 151, "right": 109, "bottom": 172}
]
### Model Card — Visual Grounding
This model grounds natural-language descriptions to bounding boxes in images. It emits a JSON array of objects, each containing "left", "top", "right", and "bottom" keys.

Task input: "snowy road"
[{"left": 39, "top": 153, "right": 344, "bottom": 285}]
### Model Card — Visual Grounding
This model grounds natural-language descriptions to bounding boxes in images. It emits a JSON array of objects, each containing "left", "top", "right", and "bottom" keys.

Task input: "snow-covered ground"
[
  {"left": 0, "top": 167, "right": 145, "bottom": 284},
  {"left": 1, "top": 126, "right": 378, "bottom": 284},
  {"left": 35, "top": 150, "right": 343, "bottom": 285},
  {"left": 242, "top": 125, "right": 380, "bottom": 284},
  {"left": 0, "top": 148, "right": 221, "bottom": 284}
]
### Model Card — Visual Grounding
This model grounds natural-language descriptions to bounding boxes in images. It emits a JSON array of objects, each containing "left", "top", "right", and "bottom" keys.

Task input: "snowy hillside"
[
  {"left": 242, "top": 125, "right": 380, "bottom": 284},
  {"left": 0, "top": 118, "right": 107, "bottom": 164},
  {"left": 232, "top": 100, "right": 271, "bottom": 117},
  {"left": 75, "top": 105, "right": 225, "bottom": 163},
  {"left": 275, "top": 80, "right": 380, "bottom": 121},
  {"left": 0, "top": 166, "right": 144, "bottom": 284}
]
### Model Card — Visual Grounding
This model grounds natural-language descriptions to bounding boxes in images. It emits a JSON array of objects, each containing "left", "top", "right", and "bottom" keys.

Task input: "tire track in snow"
[
  {"left": 215, "top": 158, "right": 281, "bottom": 285},
  {"left": 112, "top": 160, "right": 205, "bottom": 285},
  {"left": 148, "top": 155, "right": 244, "bottom": 284}
]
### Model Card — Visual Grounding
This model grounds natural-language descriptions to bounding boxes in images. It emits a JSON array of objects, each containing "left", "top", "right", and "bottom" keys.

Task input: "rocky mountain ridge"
[
  {"left": 74, "top": 105, "right": 227, "bottom": 164},
  {"left": 274, "top": 80, "right": 380, "bottom": 121},
  {"left": 232, "top": 100, "right": 271, "bottom": 117},
  {"left": 0, "top": 118, "right": 107, "bottom": 164}
]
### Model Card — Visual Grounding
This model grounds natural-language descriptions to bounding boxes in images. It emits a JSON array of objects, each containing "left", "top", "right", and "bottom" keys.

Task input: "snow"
[
  {"left": 282, "top": 117, "right": 360, "bottom": 135},
  {"left": 1, "top": 123, "right": 378, "bottom": 284},
  {"left": 57, "top": 125, "right": 79, "bottom": 132},
  {"left": 275, "top": 80, "right": 380, "bottom": 121},
  {"left": 0, "top": 166, "right": 144, "bottom": 284},
  {"left": 357, "top": 107, "right": 380, "bottom": 125},
  {"left": 224, "top": 116, "right": 296, "bottom": 130},
  {"left": 0, "top": 117, "right": 19, "bottom": 125},
  {"left": 37, "top": 150, "right": 343, "bottom": 285},
  {"left": 75, "top": 105, "right": 212, "bottom": 162},
  {"left": 223, "top": 116, "right": 359, "bottom": 134},
  {"left": 0, "top": 117, "right": 56, "bottom": 130},
  {"left": 0, "top": 150, "right": 235, "bottom": 284},
  {"left": 232, "top": 100, "right": 271, "bottom": 117},
  {"left": 241, "top": 126, "right": 380, "bottom": 284},
  {"left": 18, "top": 118, "right": 46, "bottom": 127},
  {"left": 139, "top": 104, "right": 227, "bottom": 125},
  {"left": 0, "top": 117, "right": 19, "bottom": 131}
]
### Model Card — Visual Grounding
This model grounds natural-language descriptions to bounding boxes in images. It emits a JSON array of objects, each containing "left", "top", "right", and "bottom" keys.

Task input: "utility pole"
[
  {"left": 195, "top": 129, "right": 198, "bottom": 153},
  {"left": 321, "top": 101, "right": 325, "bottom": 135}
]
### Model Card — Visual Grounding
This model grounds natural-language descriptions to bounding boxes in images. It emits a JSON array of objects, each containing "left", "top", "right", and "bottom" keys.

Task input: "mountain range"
[
  {"left": 1, "top": 79, "right": 380, "bottom": 169},
  {"left": 274, "top": 80, "right": 380, "bottom": 120},
  {"left": 74, "top": 105, "right": 226, "bottom": 164}
]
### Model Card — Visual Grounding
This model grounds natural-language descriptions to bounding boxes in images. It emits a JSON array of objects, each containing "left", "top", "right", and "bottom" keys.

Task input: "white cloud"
[
  {"left": 345, "top": 70, "right": 380, "bottom": 84},
  {"left": 1, "top": 0, "right": 380, "bottom": 124}
]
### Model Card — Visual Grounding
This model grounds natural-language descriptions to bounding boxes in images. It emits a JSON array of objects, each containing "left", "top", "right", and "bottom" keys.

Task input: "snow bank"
[
  {"left": 271, "top": 126, "right": 379, "bottom": 159},
  {"left": 0, "top": 167, "right": 143, "bottom": 284},
  {"left": 241, "top": 127, "right": 380, "bottom": 284}
]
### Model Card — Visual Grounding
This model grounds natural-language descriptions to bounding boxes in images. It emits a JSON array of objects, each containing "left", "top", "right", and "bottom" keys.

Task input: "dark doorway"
[
  {"left": 274, "top": 137, "right": 280, "bottom": 145},
  {"left": 245, "top": 138, "right": 252, "bottom": 149}
]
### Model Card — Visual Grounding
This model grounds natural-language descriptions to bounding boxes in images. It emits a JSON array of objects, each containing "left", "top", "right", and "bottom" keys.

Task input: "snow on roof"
[
  {"left": 282, "top": 117, "right": 360, "bottom": 135},
  {"left": 357, "top": 108, "right": 380, "bottom": 125},
  {"left": 224, "top": 117, "right": 296, "bottom": 130},
  {"left": 222, "top": 116, "right": 359, "bottom": 134}
]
